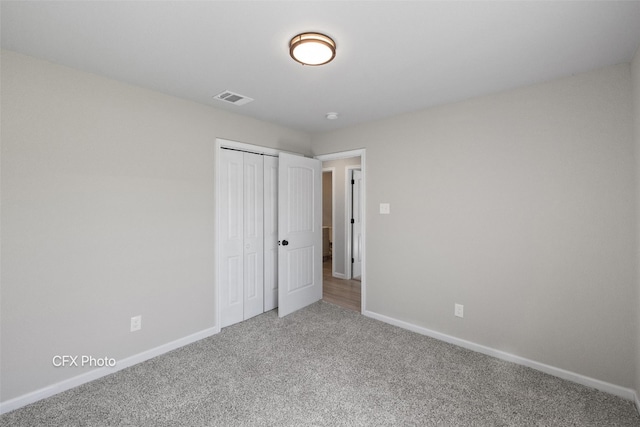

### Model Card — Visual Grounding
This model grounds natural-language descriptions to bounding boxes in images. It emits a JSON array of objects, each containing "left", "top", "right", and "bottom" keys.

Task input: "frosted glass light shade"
[{"left": 289, "top": 33, "right": 336, "bottom": 66}]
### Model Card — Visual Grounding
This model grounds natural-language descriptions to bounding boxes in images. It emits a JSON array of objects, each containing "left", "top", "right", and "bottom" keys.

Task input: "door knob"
[{"left": 282, "top": 240, "right": 289, "bottom": 246}]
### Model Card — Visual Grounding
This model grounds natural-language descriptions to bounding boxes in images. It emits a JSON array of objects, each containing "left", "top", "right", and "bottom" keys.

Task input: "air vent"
[{"left": 213, "top": 90, "right": 254, "bottom": 106}]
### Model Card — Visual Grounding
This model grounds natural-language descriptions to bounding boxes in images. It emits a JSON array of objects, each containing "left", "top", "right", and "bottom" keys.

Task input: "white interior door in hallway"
[{"left": 351, "top": 169, "right": 363, "bottom": 279}]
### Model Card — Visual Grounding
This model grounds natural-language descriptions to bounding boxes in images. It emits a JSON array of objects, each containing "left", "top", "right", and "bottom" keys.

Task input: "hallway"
[{"left": 322, "top": 260, "right": 361, "bottom": 313}]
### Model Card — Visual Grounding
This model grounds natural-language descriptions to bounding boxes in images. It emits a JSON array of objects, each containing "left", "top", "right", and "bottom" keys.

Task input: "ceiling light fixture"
[
  {"left": 289, "top": 32, "right": 336, "bottom": 66},
  {"left": 326, "top": 112, "right": 339, "bottom": 120}
]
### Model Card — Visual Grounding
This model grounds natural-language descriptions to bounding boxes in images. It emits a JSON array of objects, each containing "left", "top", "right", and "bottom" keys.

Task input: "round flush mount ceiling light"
[
  {"left": 289, "top": 32, "right": 336, "bottom": 66},
  {"left": 326, "top": 112, "right": 339, "bottom": 120}
]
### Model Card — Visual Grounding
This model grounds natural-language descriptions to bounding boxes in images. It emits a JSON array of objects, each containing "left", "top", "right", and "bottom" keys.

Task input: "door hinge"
[
  {"left": 351, "top": 179, "right": 355, "bottom": 185},
  {"left": 351, "top": 218, "right": 355, "bottom": 224},
  {"left": 351, "top": 258, "right": 355, "bottom": 263}
]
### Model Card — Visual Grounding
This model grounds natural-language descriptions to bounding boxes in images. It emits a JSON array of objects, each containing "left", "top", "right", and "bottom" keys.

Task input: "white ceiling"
[{"left": 2, "top": 1, "right": 640, "bottom": 134}]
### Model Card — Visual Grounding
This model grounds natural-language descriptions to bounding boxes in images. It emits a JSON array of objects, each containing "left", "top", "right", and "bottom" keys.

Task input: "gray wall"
[
  {"left": 2, "top": 47, "right": 639, "bottom": 404},
  {"left": 633, "top": 47, "right": 640, "bottom": 400},
  {"left": 0, "top": 50, "right": 311, "bottom": 401},
  {"left": 312, "top": 64, "right": 636, "bottom": 389},
  {"left": 322, "top": 171, "right": 333, "bottom": 228},
  {"left": 321, "top": 157, "right": 361, "bottom": 277}
]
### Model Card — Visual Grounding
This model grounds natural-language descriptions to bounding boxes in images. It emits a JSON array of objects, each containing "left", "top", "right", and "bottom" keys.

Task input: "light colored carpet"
[{"left": 2, "top": 301, "right": 639, "bottom": 426}]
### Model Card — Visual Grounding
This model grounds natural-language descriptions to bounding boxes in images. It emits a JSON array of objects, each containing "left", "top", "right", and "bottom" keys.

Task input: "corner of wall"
[{"left": 632, "top": 43, "right": 640, "bottom": 407}]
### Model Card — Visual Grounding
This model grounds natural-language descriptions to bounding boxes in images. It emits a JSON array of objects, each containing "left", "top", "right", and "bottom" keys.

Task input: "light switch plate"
[{"left": 380, "top": 203, "right": 390, "bottom": 214}]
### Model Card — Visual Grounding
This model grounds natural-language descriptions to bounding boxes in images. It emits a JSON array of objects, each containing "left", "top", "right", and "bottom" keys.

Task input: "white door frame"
[{"left": 315, "top": 149, "right": 366, "bottom": 313}]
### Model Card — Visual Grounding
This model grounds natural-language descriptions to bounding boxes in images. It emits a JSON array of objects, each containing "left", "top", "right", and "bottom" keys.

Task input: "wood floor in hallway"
[{"left": 322, "top": 260, "right": 361, "bottom": 313}]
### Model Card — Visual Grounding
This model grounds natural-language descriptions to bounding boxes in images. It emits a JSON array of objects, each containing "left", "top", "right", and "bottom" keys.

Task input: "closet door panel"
[
  {"left": 263, "top": 156, "right": 278, "bottom": 311},
  {"left": 220, "top": 149, "right": 244, "bottom": 327},
  {"left": 242, "top": 153, "right": 264, "bottom": 320}
]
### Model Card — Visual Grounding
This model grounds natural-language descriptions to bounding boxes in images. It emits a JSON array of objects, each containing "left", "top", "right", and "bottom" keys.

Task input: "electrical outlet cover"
[
  {"left": 130, "top": 315, "right": 142, "bottom": 332},
  {"left": 454, "top": 304, "right": 464, "bottom": 318}
]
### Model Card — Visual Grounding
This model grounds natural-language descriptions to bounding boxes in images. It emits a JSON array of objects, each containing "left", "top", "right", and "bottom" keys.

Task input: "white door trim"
[
  {"left": 218, "top": 139, "right": 281, "bottom": 156},
  {"left": 315, "top": 149, "right": 366, "bottom": 314}
]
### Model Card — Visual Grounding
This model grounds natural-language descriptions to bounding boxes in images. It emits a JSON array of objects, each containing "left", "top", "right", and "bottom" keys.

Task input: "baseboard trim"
[
  {"left": 635, "top": 391, "right": 640, "bottom": 416},
  {"left": 362, "top": 309, "right": 636, "bottom": 402},
  {"left": 0, "top": 326, "right": 220, "bottom": 415},
  {"left": 332, "top": 272, "right": 346, "bottom": 279}
]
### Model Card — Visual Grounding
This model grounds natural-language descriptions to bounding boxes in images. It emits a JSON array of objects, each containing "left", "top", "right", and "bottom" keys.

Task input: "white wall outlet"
[
  {"left": 130, "top": 315, "right": 142, "bottom": 332},
  {"left": 379, "top": 203, "right": 390, "bottom": 214},
  {"left": 454, "top": 304, "right": 464, "bottom": 318}
]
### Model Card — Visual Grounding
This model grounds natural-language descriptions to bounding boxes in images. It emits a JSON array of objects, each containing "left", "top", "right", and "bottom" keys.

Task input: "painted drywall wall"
[
  {"left": 0, "top": 50, "right": 311, "bottom": 402},
  {"left": 321, "top": 157, "right": 361, "bottom": 278},
  {"left": 312, "top": 64, "right": 636, "bottom": 389},
  {"left": 322, "top": 171, "right": 333, "bottom": 228},
  {"left": 633, "top": 46, "right": 640, "bottom": 400}
]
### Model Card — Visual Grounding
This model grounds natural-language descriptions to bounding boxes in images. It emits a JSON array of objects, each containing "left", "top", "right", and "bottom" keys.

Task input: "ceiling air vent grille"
[{"left": 213, "top": 90, "right": 254, "bottom": 106}]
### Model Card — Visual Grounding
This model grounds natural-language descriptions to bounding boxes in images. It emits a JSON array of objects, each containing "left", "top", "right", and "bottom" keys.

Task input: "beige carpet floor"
[{"left": 2, "top": 301, "right": 639, "bottom": 426}]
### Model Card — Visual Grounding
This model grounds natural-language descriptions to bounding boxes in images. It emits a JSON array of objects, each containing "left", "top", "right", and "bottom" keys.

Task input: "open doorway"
[{"left": 317, "top": 150, "right": 366, "bottom": 313}]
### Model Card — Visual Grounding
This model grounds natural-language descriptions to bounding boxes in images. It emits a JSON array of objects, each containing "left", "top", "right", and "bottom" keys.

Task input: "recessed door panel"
[
  {"left": 287, "top": 166, "right": 314, "bottom": 234},
  {"left": 286, "top": 245, "right": 315, "bottom": 292}
]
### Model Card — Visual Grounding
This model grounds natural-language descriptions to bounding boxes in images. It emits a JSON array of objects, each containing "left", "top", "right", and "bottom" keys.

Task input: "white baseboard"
[
  {"left": 635, "top": 391, "right": 640, "bottom": 416},
  {"left": 362, "top": 309, "right": 636, "bottom": 402},
  {"left": 332, "top": 272, "right": 346, "bottom": 279},
  {"left": 0, "top": 326, "right": 220, "bottom": 415}
]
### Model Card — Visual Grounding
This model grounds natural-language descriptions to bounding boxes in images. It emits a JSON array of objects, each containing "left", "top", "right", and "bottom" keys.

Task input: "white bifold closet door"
[
  {"left": 220, "top": 148, "right": 321, "bottom": 327},
  {"left": 220, "top": 150, "right": 266, "bottom": 327},
  {"left": 263, "top": 156, "right": 279, "bottom": 311}
]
